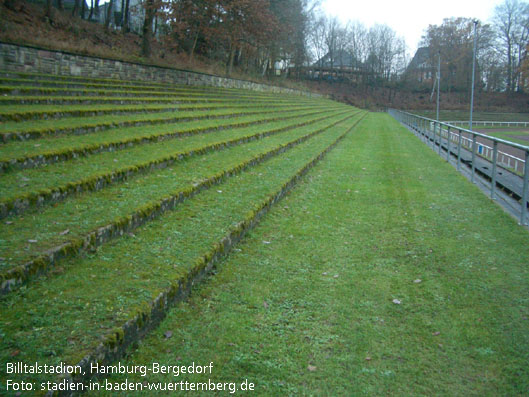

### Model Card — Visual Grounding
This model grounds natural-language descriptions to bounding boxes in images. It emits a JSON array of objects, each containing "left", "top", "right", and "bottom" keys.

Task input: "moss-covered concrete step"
[
  {"left": 0, "top": 95, "right": 319, "bottom": 106},
  {"left": 0, "top": 85, "right": 300, "bottom": 100},
  {"left": 0, "top": 71, "right": 317, "bottom": 99},
  {"left": 0, "top": 77, "right": 290, "bottom": 97},
  {"left": 0, "top": 107, "right": 335, "bottom": 172},
  {"left": 0, "top": 102, "right": 325, "bottom": 143},
  {"left": 0, "top": 104, "right": 183, "bottom": 122},
  {"left": 0, "top": 113, "right": 364, "bottom": 391},
  {"left": 0, "top": 109, "right": 352, "bottom": 218},
  {"left": 0, "top": 111, "right": 357, "bottom": 285},
  {"left": 0, "top": 100, "right": 317, "bottom": 122}
]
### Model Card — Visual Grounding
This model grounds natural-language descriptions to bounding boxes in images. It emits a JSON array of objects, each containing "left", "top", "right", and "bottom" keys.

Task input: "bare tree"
[
  {"left": 492, "top": 0, "right": 529, "bottom": 91},
  {"left": 72, "top": 0, "right": 81, "bottom": 17},
  {"left": 142, "top": 0, "right": 156, "bottom": 58},
  {"left": 105, "top": 0, "right": 113, "bottom": 29}
]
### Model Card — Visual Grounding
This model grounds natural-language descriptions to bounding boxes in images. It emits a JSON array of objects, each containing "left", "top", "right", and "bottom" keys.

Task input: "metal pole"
[
  {"left": 433, "top": 123, "right": 437, "bottom": 151},
  {"left": 438, "top": 123, "right": 442, "bottom": 155},
  {"left": 471, "top": 134, "right": 477, "bottom": 183},
  {"left": 491, "top": 141, "right": 498, "bottom": 199},
  {"left": 457, "top": 130, "right": 462, "bottom": 171},
  {"left": 470, "top": 20, "right": 478, "bottom": 131},
  {"left": 436, "top": 52, "right": 441, "bottom": 123},
  {"left": 522, "top": 150, "right": 529, "bottom": 225},
  {"left": 446, "top": 126, "right": 451, "bottom": 161}
]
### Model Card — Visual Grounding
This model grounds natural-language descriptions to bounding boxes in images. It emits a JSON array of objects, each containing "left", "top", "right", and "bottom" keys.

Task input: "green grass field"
[
  {"left": 475, "top": 128, "right": 529, "bottom": 146},
  {"left": 1, "top": 72, "right": 528, "bottom": 396},
  {"left": 414, "top": 110, "right": 529, "bottom": 123}
]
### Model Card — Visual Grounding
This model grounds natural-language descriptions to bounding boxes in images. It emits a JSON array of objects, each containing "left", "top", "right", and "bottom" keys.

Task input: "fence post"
[
  {"left": 491, "top": 141, "right": 498, "bottom": 199},
  {"left": 471, "top": 134, "right": 477, "bottom": 183},
  {"left": 457, "top": 129, "right": 462, "bottom": 171},
  {"left": 522, "top": 150, "right": 529, "bottom": 225},
  {"left": 438, "top": 122, "right": 442, "bottom": 155},
  {"left": 446, "top": 126, "right": 451, "bottom": 162}
]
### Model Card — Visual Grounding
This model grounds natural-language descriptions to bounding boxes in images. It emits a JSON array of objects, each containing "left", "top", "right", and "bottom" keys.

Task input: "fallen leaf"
[
  {"left": 365, "top": 356, "right": 372, "bottom": 361},
  {"left": 5, "top": 221, "right": 13, "bottom": 225},
  {"left": 59, "top": 229, "right": 70, "bottom": 236},
  {"left": 392, "top": 299, "right": 401, "bottom": 305},
  {"left": 10, "top": 350, "right": 20, "bottom": 357},
  {"left": 322, "top": 272, "right": 328, "bottom": 276},
  {"left": 262, "top": 241, "right": 271, "bottom": 244},
  {"left": 28, "top": 239, "right": 37, "bottom": 243},
  {"left": 333, "top": 274, "right": 339, "bottom": 278},
  {"left": 432, "top": 331, "right": 441, "bottom": 336},
  {"left": 164, "top": 331, "right": 173, "bottom": 339},
  {"left": 263, "top": 301, "right": 269, "bottom": 309},
  {"left": 307, "top": 365, "right": 317, "bottom": 372},
  {"left": 413, "top": 279, "right": 422, "bottom": 284}
]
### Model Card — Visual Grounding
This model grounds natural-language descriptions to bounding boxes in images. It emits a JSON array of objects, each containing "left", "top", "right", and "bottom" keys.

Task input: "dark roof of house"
[
  {"left": 407, "top": 47, "right": 431, "bottom": 70},
  {"left": 313, "top": 49, "right": 360, "bottom": 69}
]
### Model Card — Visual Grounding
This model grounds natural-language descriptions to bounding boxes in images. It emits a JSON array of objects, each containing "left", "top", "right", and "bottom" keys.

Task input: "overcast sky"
[{"left": 321, "top": 0, "right": 505, "bottom": 55}]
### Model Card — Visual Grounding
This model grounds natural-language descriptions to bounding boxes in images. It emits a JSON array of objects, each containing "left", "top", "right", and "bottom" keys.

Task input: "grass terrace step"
[
  {"left": 0, "top": 95, "right": 320, "bottom": 106},
  {"left": 0, "top": 115, "right": 364, "bottom": 387},
  {"left": 0, "top": 105, "right": 329, "bottom": 154},
  {"left": 0, "top": 73, "right": 300, "bottom": 95},
  {"left": 0, "top": 107, "right": 339, "bottom": 172},
  {"left": 0, "top": 78, "right": 296, "bottom": 97},
  {"left": 98, "top": 113, "right": 529, "bottom": 395},
  {"left": 0, "top": 111, "right": 359, "bottom": 288},
  {"left": 0, "top": 71, "right": 318, "bottom": 98},
  {"left": 0, "top": 101, "right": 320, "bottom": 122},
  {"left": 0, "top": 101, "right": 327, "bottom": 142},
  {"left": 0, "top": 109, "right": 354, "bottom": 217},
  {"left": 0, "top": 85, "right": 303, "bottom": 99},
  {"left": 0, "top": 104, "right": 183, "bottom": 122},
  {"left": 0, "top": 71, "right": 197, "bottom": 88}
]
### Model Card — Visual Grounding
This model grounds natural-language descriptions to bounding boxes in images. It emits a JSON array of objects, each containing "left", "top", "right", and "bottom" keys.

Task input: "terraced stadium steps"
[{"left": 0, "top": 112, "right": 366, "bottom": 394}]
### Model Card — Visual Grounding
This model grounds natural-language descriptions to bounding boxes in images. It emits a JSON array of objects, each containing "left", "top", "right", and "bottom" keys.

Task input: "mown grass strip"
[
  {"left": 0, "top": 95, "right": 320, "bottom": 106},
  {"left": 0, "top": 107, "right": 335, "bottom": 170},
  {"left": 0, "top": 77, "right": 293, "bottom": 97},
  {"left": 0, "top": 85, "right": 303, "bottom": 99},
  {"left": 0, "top": 104, "right": 180, "bottom": 122},
  {"left": 98, "top": 113, "right": 529, "bottom": 396},
  {"left": 0, "top": 76, "right": 305, "bottom": 99},
  {"left": 0, "top": 109, "right": 353, "bottom": 218},
  {"left": 0, "top": 102, "right": 323, "bottom": 143},
  {"left": 0, "top": 112, "right": 360, "bottom": 293},
  {"left": 0, "top": 71, "right": 319, "bottom": 98},
  {"left": 0, "top": 101, "right": 317, "bottom": 122},
  {"left": 0, "top": 113, "right": 365, "bottom": 394}
]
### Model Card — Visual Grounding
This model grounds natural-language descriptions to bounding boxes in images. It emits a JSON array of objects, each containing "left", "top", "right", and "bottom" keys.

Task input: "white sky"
[{"left": 321, "top": 0, "right": 505, "bottom": 56}]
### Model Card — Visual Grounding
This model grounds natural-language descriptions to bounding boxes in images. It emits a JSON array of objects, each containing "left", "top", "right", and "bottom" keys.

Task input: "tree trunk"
[
  {"left": 45, "top": 0, "right": 53, "bottom": 20},
  {"left": 141, "top": 0, "right": 155, "bottom": 58},
  {"left": 123, "top": 0, "right": 130, "bottom": 32},
  {"left": 94, "top": 0, "right": 99, "bottom": 17},
  {"left": 120, "top": 0, "right": 125, "bottom": 27},
  {"left": 81, "top": 0, "right": 86, "bottom": 19},
  {"left": 105, "top": 0, "right": 113, "bottom": 29},
  {"left": 189, "top": 29, "right": 199, "bottom": 61},
  {"left": 227, "top": 44, "right": 236, "bottom": 76},
  {"left": 57, "top": 0, "right": 63, "bottom": 10},
  {"left": 88, "top": 0, "right": 94, "bottom": 20},
  {"left": 72, "top": 0, "right": 80, "bottom": 17}
]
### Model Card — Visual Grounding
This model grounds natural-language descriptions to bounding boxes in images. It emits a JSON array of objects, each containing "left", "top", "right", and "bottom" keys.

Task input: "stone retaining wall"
[{"left": 0, "top": 42, "right": 317, "bottom": 97}]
